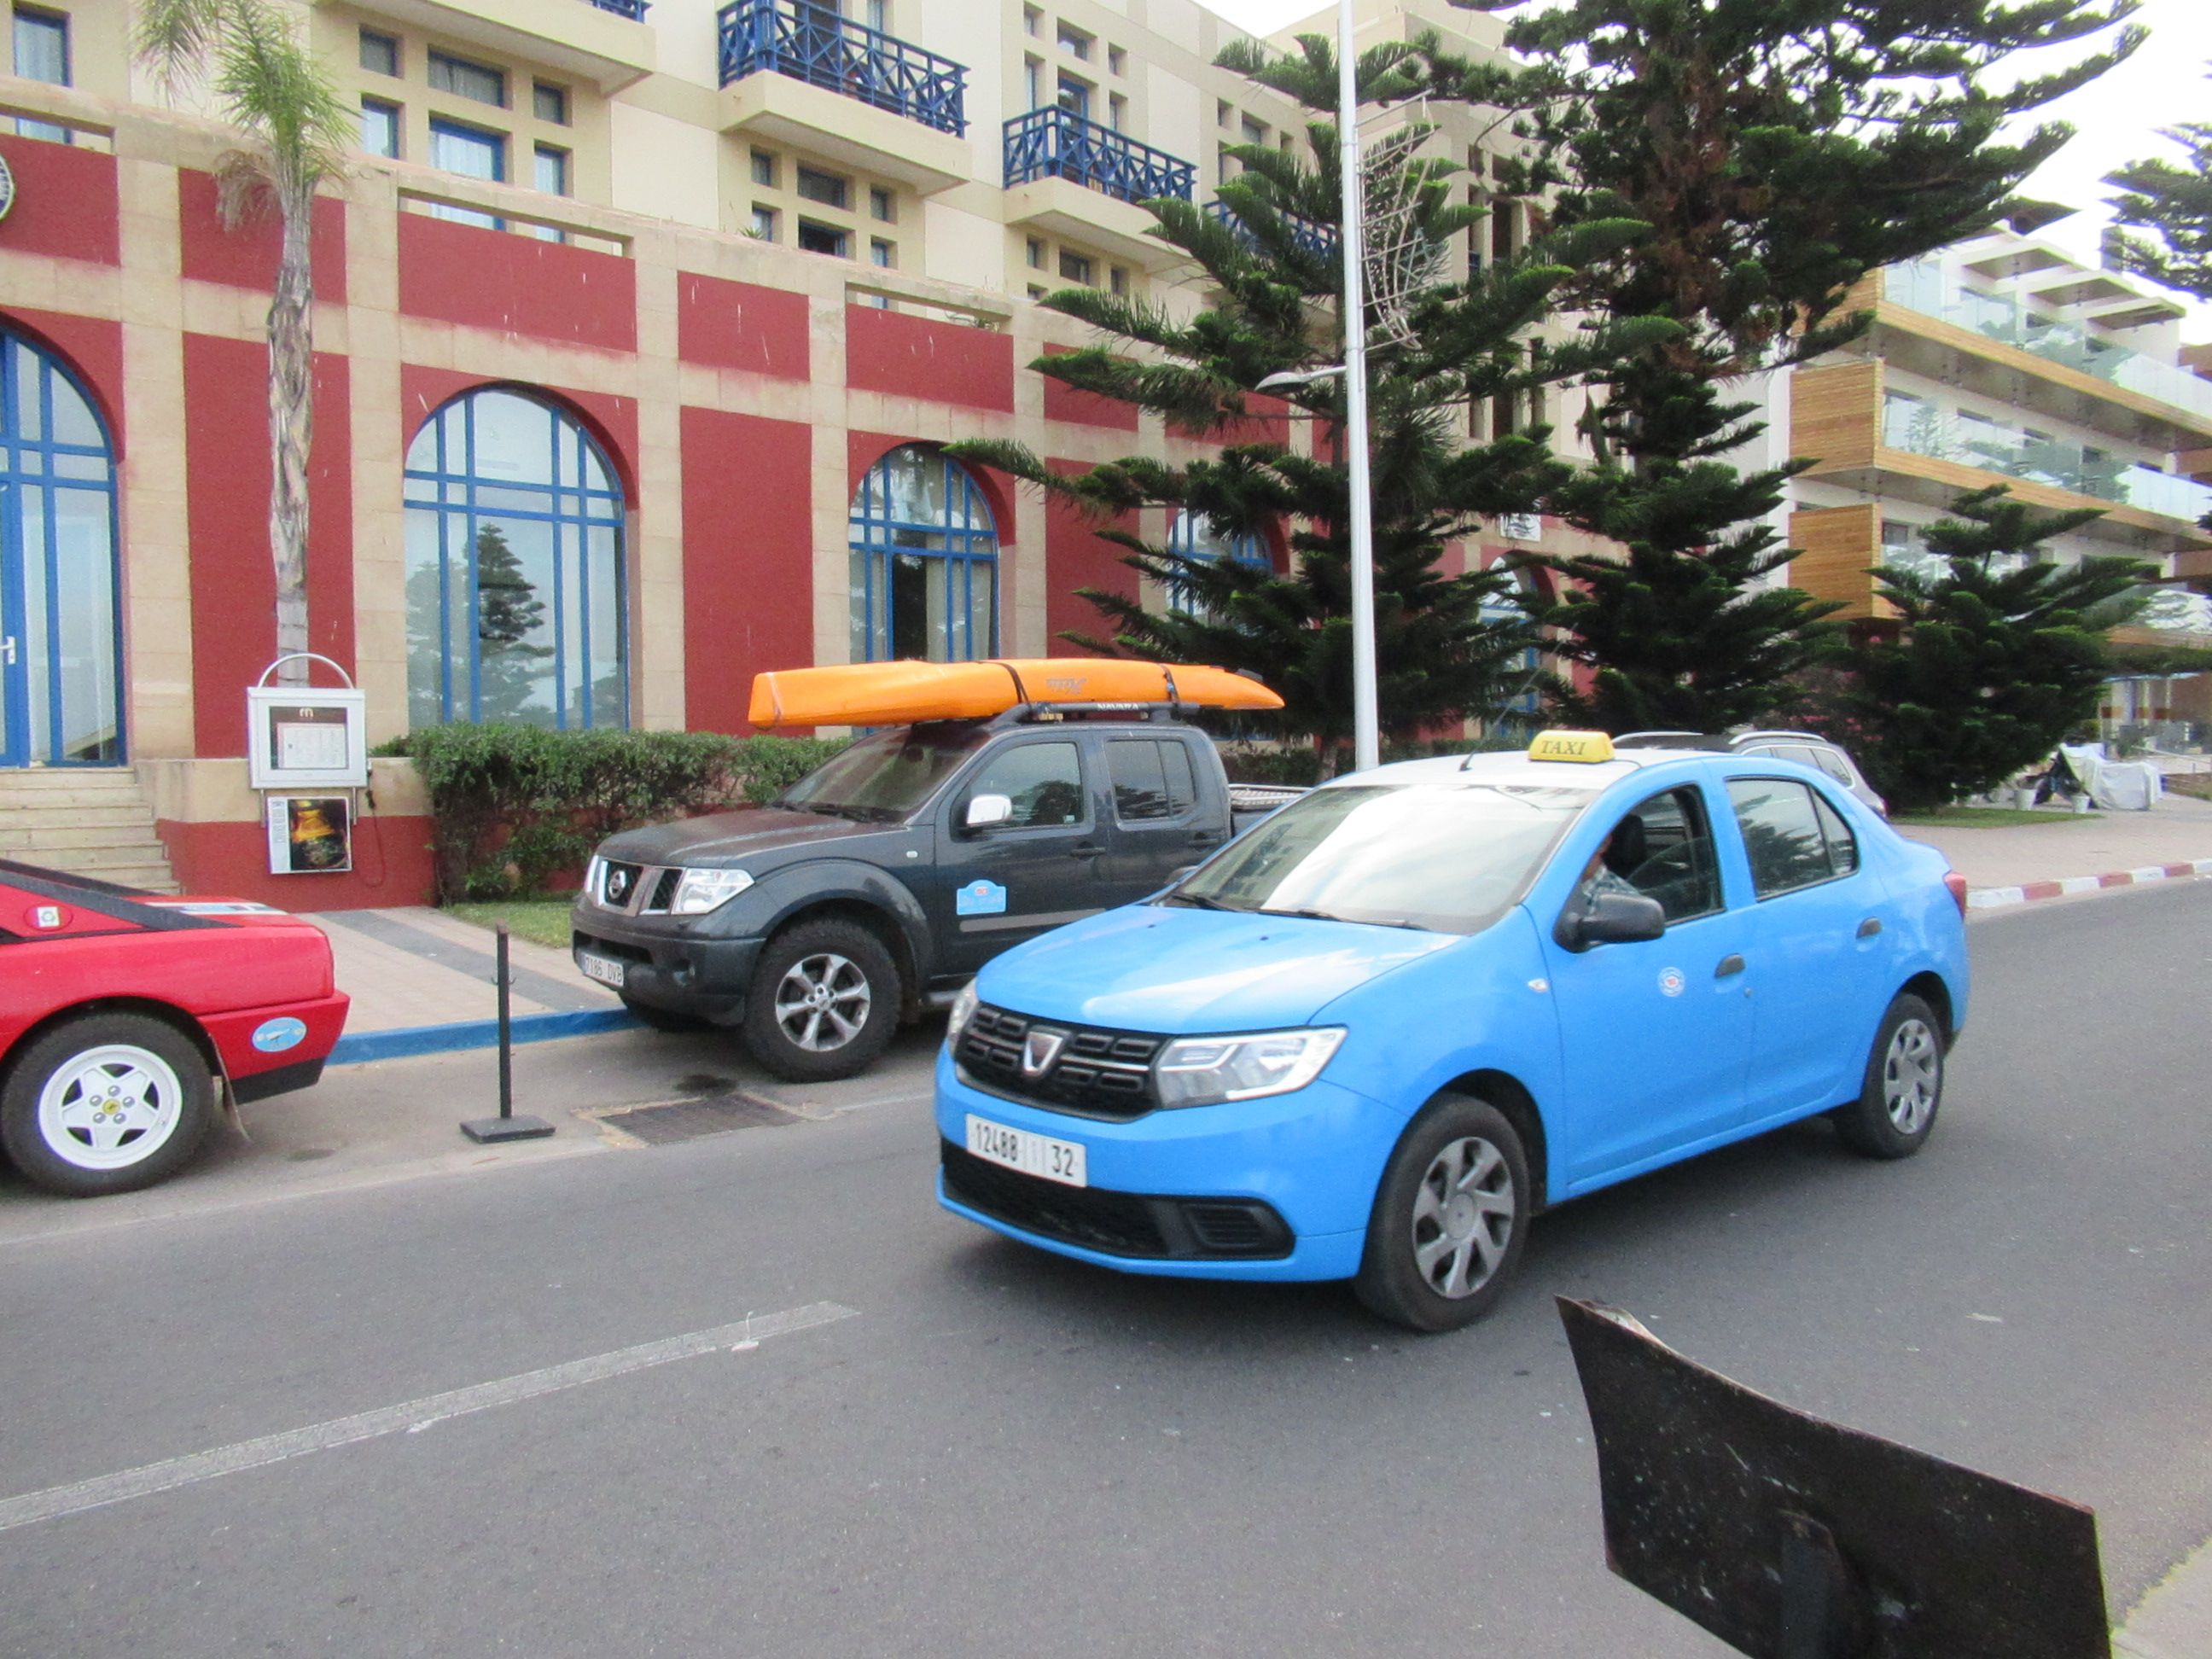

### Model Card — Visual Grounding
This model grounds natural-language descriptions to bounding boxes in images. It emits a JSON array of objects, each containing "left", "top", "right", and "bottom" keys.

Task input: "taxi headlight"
[
  {"left": 670, "top": 867, "right": 755, "bottom": 916},
  {"left": 945, "top": 981, "right": 981, "bottom": 1043},
  {"left": 1155, "top": 1027, "right": 1346, "bottom": 1109}
]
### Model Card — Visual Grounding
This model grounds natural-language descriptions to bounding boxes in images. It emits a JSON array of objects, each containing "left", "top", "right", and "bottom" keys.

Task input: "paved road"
[{"left": 3, "top": 882, "right": 2210, "bottom": 1656}]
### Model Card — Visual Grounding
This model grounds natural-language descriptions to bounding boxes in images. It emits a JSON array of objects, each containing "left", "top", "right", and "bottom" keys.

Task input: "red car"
[{"left": 0, "top": 860, "right": 350, "bottom": 1197}]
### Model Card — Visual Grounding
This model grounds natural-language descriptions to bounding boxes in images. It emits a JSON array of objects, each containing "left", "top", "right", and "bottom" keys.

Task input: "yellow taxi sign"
[{"left": 1528, "top": 730, "right": 1616, "bottom": 765}]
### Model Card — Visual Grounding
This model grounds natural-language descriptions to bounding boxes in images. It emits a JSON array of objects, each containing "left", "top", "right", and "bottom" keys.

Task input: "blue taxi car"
[{"left": 934, "top": 732, "right": 1970, "bottom": 1330}]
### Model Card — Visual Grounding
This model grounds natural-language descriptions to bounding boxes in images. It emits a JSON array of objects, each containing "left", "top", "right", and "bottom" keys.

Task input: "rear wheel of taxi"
[
  {"left": 1354, "top": 1096, "right": 1530, "bottom": 1333},
  {"left": 0, "top": 1013, "right": 216, "bottom": 1197},
  {"left": 1833, "top": 993, "right": 1944, "bottom": 1160},
  {"left": 742, "top": 918, "right": 899, "bottom": 1083}
]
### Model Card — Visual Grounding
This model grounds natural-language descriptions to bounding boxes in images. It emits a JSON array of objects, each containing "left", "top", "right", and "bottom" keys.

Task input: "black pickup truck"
[{"left": 572, "top": 708, "right": 1295, "bottom": 1081}]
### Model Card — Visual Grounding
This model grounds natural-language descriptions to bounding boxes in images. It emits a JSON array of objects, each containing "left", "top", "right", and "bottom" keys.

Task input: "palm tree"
[{"left": 136, "top": 0, "right": 352, "bottom": 687}]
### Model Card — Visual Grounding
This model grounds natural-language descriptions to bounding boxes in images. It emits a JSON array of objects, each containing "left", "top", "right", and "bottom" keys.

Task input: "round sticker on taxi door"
[{"left": 1657, "top": 967, "right": 1686, "bottom": 998}]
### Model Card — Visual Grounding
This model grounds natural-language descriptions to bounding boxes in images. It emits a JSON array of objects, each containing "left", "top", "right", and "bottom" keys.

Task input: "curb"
[
  {"left": 2114, "top": 1534, "right": 2212, "bottom": 1659},
  {"left": 1967, "top": 859, "right": 2212, "bottom": 912},
  {"left": 328, "top": 1008, "right": 638, "bottom": 1067}
]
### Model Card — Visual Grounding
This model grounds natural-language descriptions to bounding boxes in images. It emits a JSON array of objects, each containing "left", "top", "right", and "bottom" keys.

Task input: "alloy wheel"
[
  {"left": 1410, "top": 1135, "right": 1516, "bottom": 1300},
  {"left": 773, "top": 952, "right": 872, "bottom": 1052},
  {"left": 37, "top": 1044, "right": 189, "bottom": 1172}
]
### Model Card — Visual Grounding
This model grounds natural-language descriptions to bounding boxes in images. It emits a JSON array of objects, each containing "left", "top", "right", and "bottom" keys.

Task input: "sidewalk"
[{"left": 1894, "top": 792, "right": 2212, "bottom": 909}]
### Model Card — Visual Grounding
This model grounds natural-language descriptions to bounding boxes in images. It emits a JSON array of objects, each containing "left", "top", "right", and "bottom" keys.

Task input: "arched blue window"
[
  {"left": 848, "top": 445, "right": 998, "bottom": 662},
  {"left": 1483, "top": 566, "right": 1543, "bottom": 721},
  {"left": 0, "top": 329, "right": 121, "bottom": 767},
  {"left": 1166, "top": 509, "right": 1269, "bottom": 618},
  {"left": 404, "top": 388, "right": 626, "bottom": 730}
]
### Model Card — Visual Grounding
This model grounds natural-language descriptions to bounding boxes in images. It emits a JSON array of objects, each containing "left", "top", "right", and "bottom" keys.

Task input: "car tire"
[
  {"left": 741, "top": 918, "right": 900, "bottom": 1083},
  {"left": 621, "top": 997, "right": 708, "bottom": 1034},
  {"left": 1353, "top": 1095, "right": 1531, "bottom": 1333},
  {"left": 1833, "top": 992, "right": 1944, "bottom": 1160},
  {"left": 0, "top": 1013, "right": 217, "bottom": 1198}
]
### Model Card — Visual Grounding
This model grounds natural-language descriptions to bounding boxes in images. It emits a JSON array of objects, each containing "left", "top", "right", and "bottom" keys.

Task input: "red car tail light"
[{"left": 1943, "top": 871, "right": 1969, "bottom": 917}]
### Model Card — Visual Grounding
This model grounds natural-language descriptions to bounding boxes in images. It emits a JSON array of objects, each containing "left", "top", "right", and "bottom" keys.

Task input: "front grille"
[
  {"left": 956, "top": 1004, "right": 1163, "bottom": 1119},
  {"left": 646, "top": 869, "right": 681, "bottom": 911},
  {"left": 940, "top": 1142, "right": 1290, "bottom": 1260},
  {"left": 600, "top": 860, "right": 647, "bottom": 910}
]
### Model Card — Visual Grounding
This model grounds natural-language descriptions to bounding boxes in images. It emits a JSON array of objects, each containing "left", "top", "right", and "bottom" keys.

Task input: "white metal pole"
[{"left": 1336, "top": 0, "right": 1380, "bottom": 772}]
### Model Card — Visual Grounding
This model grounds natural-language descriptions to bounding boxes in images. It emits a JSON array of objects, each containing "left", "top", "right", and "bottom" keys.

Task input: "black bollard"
[{"left": 461, "top": 924, "right": 556, "bottom": 1144}]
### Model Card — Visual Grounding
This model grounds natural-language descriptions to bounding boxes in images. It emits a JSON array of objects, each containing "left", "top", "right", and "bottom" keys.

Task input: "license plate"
[
  {"left": 577, "top": 952, "right": 626, "bottom": 989},
  {"left": 965, "top": 1114, "right": 1086, "bottom": 1189}
]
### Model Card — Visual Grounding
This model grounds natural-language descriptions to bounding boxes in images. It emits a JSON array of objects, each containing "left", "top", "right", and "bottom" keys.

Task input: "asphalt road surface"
[{"left": 3, "top": 882, "right": 2210, "bottom": 1657}]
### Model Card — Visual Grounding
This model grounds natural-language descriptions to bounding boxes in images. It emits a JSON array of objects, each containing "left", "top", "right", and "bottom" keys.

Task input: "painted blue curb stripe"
[{"left": 329, "top": 1009, "right": 638, "bottom": 1066}]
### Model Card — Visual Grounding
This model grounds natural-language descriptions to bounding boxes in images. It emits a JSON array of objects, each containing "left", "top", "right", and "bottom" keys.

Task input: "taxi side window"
[
  {"left": 1728, "top": 778, "right": 1855, "bottom": 896},
  {"left": 1108, "top": 738, "right": 1196, "bottom": 822},
  {"left": 1600, "top": 787, "right": 1723, "bottom": 923},
  {"left": 968, "top": 742, "right": 1085, "bottom": 828}
]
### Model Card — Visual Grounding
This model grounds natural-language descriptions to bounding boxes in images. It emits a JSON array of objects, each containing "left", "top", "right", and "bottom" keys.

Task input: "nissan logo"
[{"left": 605, "top": 866, "right": 635, "bottom": 904}]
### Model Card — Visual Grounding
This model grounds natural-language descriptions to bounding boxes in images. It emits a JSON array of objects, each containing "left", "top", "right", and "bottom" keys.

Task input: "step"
[
  {"left": 0, "top": 790, "right": 155, "bottom": 816},
  {"left": 0, "top": 824, "right": 172, "bottom": 853},
  {"left": 0, "top": 770, "right": 145, "bottom": 793},
  {"left": 0, "top": 799, "right": 156, "bottom": 824}
]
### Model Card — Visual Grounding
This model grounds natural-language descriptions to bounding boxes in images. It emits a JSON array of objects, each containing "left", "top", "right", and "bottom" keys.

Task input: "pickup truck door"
[
  {"left": 1092, "top": 732, "right": 1229, "bottom": 909},
  {"left": 928, "top": 734, "right": 1110, "bottom": 978}
]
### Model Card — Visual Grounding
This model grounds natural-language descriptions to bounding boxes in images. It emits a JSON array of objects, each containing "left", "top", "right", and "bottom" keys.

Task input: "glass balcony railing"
[
  {"left": 1882, "top": 393, "right": 2212, "bottom": 525},
  {"left": 588, "top": 0, "right": 649, "bottom": 19},
  {"left": 1004, "top": 108, "right": 1195, "bottom": 207},
  {"left": 716, "top": 0, "right": 967, "bottom": 137},
  {"left": 1204, "top": 200, "right": 1338, "bottom": 260},
  {"left": 1887, "top": 259, "right": 2212, "bottom": 423}
]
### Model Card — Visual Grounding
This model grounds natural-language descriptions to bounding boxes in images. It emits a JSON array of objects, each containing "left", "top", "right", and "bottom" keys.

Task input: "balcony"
[
  {"left": 1205, "top": 200, "right": 1338, "bottom": 262},
  {"left": 1881, "top": 393, "right": 2212, "bottom": 525},
  {"left": 312, "top": 0, "right": 654, "bottom": 90},
  {"left": 1001, "top": 109, "right": 1195, "bottom": 271},
  {"left": 715, "top": 0, "right": 970, "bottom": 193}
]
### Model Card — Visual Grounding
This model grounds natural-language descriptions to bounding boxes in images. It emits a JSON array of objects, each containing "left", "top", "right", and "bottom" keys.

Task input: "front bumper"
[
  {"left": 933, "top": 1047, "right": 1398, "bottom": 1284},
  {"left": 570, "top": 909, "right": 765, "bottom": 1024}
]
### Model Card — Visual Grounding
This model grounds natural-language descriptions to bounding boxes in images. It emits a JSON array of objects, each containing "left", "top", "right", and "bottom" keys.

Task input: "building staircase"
[{"left": 0, "top": 769, "right": 181, "bottom": 893}]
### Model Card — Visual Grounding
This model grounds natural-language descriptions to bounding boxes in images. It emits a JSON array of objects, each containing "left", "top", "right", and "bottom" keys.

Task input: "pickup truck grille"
[
  {"left": 591, "top": 859, "right": 680, "bottom": 916},
  {"left": 955, "top": 1004, "right": 1163, "bottom": 1119}
]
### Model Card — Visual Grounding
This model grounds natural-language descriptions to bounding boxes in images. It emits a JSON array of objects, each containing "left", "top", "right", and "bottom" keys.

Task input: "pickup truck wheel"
[
  {"left": 1, "top": 1013, "right": 216, "bottom": 1197},
  {"left": 1353, "top": 1096, "right": 1529, "bottom": 1333},
  {"left": 742, "top": 919, "right": 899, "bottom": 1083}
]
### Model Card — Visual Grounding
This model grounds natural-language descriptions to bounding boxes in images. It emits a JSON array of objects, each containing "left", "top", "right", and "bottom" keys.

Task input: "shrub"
[{"left": 402, "top": 725, "right": 847, "bottom": 901}]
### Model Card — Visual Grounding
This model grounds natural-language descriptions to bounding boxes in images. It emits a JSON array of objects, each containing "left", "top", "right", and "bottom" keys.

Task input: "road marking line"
[{"left": 0, "top": 1301, "right": 858, "bottom": 1534}]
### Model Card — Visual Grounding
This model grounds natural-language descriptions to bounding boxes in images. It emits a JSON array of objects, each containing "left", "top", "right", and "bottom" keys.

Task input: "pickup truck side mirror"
[
  {"left": 1557, "top": 888, "right": 1668, "bottom": 952},
  {"left": 963, "top": 794, "right": 1014, "bottom": 832}
]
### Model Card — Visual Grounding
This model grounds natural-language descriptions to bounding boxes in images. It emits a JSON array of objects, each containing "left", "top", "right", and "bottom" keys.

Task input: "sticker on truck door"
[{"left": 956, "top": 879, "right": 1009, "bottom": 917}]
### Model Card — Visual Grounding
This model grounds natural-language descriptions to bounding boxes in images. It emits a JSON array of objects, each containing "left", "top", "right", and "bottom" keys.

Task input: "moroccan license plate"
[
  {"left": 965, "top": 1114, "right": 1087, "bottom": 1189},
  {"left": 577, "top": 952, "right": 626, "bottom": 989}
]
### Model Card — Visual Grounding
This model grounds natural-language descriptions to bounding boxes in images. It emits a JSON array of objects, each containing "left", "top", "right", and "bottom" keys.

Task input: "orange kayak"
[{"left": 748, "top": 658, "right": 1284, "bottom": 730}]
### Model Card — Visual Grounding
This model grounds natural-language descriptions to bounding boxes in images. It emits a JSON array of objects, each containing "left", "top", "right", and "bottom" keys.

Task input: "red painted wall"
[
  {"left": 0, "top": 307, "right": 125, "bottom": 450},
  {"left": 846, "top": 305, "right": 1014, "bottom": 413},
  {"left": 183, "top": 335, "right": 356, "bottom": 758},
  {"left": 158, "top": 817, "right": 436, "bottom": 910},
  {"left": 0, "top": 135, "right": 119, "bottom": 265},
  {"left": 399, "top": 366, "right": 639, "bottom": 502},
  {"left": 1045, "top": 458, "right": 1137, "bottom": 650},
  {"left": 680, "top": 406, "right": 814, "bottom": 733},
  {"left": 398, "top": 213, "right": 637, "bottom": 352},
  {"left": 176, "top": 171, "right": 347, "bottom": 301},
  {"left": 677, "top": 271, "right": 810, "bottom": 381},
  {"left": 1039, "top": 343, "right": 1139, "bottom": 433}
]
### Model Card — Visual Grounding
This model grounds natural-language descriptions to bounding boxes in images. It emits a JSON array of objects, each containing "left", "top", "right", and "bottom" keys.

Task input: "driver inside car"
[{"left": 1575, "top": 814, "right": 1649, "bottom": 906}]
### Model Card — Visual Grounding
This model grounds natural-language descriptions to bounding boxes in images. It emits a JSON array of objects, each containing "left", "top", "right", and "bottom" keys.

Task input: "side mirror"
[
  {"left": 963, "top": 793, "right": 1014, "bottom": 831},
  {"left": 1557, "top": 889, "right": 1668, "bottom": 952}
]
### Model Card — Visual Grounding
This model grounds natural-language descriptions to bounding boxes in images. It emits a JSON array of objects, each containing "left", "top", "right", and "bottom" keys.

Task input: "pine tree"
[
  {"left": 2107, "top": 63, "right": 2212, "bottom": 304},
  {"left": 472, "top": 523, "right": 553, "bottom": 723},
  {"left": 950, "top": 38, "right": 1662, "bottom": 757},
  {"left": 1420, "top": 0, "right": 2143, "bottom": 731},
  {"left": 1838, "top": 489, "right": 2150, "bottom": 811}
]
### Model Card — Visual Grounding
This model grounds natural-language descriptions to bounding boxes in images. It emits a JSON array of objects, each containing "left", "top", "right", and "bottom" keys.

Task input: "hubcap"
[
  {"left": 1410, "top": 1135, "right": 1516, "bottom": 1300},
  {"left": 773, "top": 952, "right": 872, "bottom": 1052},
  {"left": 37, "top": 1044, "right": 188, "bottom": 1172},
  {"left": 1883, "top": 1017, "right": 1941, "bottom": 1135}
]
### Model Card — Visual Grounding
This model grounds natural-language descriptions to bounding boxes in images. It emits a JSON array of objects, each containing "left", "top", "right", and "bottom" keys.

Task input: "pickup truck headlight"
[
  {"left": 1155, "top": 1027, "right": 1346, "bottom": 1109},
  {"left": 669, "top": 868, "right": 755, "bottom": 916}
]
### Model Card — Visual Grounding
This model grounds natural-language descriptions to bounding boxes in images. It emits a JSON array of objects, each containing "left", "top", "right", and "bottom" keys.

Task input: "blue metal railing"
[
  {"left": 1205, "top": 199, "right": 1337, "bottom": 260},
  {"left": 589, "top": 0, "right": 649, "bottom": 18},
  {"left": 1004, "top": 108, "right": 1195, "bottom": 206},
  {"left": 716, "top": 0, "right": 967, "bottom": 137}
]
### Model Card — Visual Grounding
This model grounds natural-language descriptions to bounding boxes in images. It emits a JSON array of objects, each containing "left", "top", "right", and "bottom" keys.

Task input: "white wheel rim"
[
  {"left": 773, "top": 952, "right": 873, "bottom": 1052},
  {"left": 36, "top": 1044, "right": 189, "bottom": 1172}
]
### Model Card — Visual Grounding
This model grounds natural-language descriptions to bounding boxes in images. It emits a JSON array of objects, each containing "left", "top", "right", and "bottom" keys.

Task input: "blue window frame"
[
  {"left": 0, "top": 329, "right": 122, "bottom": 767},
  {"left": 11, "top": 7, "right": 71, "bottom": 143},
  {"left": 848, "top": 446, "right": 998, "bottom": 663},
  {"left": 404, "top": 389, "right": 627, "bottom": 731},
  {"left": 1165, "top": 509, "right": 1267, "bottom": 619},
  {"left": 1482, "top": 568, "right": 1543, "bottom": 721},
  {"left": 428, "top": 117, "right": 505, "bottom": 230},
  {"left": 359, "top": 96, "right": 400, "bottom": 160}
]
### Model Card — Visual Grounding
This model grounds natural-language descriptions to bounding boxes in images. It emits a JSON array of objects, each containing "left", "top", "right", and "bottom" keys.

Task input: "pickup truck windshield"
[
  {"left": 1167, "top": 781, "right": 1591, "bottom": 934},
  {"left": 778, "top": 724, "right": 992, "bottom": 822}
]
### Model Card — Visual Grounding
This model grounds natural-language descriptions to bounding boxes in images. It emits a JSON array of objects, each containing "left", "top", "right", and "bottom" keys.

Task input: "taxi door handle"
[
  {"left": 1856, "top": 917, "right": 1883, "bottom": 939},
  {"left": 1714, "top": 954, "right": 1746, "bottom": 979}
]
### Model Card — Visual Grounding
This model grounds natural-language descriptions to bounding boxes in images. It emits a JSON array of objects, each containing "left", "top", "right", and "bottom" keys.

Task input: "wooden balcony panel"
[
  {"left": 1787, "top": 504, "right": 1889, "bottom": 622},
  {"left": 1790, "top": 360, "right": 1882, "bottom": 473}
]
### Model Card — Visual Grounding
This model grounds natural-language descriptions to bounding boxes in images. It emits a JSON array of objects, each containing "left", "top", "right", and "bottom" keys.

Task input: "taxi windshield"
[
  {"left": 777, "top": 723, "right": 991, "bottom": 822},
  {"left": 1166, "top": 780, "right": 1592, "bottom": 934}
]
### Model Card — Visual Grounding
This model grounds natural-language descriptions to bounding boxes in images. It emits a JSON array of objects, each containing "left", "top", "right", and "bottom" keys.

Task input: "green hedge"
[{"left": 394, "top": 725, "right": 847, "bottom": 901}]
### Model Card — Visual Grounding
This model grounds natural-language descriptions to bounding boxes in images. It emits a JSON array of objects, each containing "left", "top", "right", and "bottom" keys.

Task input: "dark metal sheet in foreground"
[{"left": 1557, "top": 1296, "right": 2109, "bottom": 1659}]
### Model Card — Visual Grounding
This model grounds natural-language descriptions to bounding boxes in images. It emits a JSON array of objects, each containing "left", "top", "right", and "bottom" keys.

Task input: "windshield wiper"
[
  {"left": 1260, "top": 905, "right": 1430, "bottom": 931},
  {"left": 1255, "top": 905, "right": 1342, "bottom": 923},
  {"left": 1159, "top": 891, "right": 1241, "bottom": 911}
]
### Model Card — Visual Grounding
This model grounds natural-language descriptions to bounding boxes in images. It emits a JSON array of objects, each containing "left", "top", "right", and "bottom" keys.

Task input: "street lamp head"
[{"left": 1256, "top": 364, "right": 1348, "bottom": 393}]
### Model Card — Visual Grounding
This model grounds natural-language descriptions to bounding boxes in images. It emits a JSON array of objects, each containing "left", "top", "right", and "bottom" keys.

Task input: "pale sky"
[{"left": 1205, "top": 0, "right": 2212, "bottom": 334}]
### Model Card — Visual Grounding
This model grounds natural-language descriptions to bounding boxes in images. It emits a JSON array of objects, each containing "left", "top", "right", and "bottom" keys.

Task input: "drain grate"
[{"left": 599, "top": 1091, "right": 800, "bottom": 1146}]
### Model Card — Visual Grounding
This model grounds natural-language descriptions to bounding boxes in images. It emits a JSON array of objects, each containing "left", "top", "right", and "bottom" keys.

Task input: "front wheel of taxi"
[
  {"left": 1353, "top": 1096, "right": 1530, "bottom": 1333},
  {"left": 1, "top": 1013, "right": 217, "bottom": 1197}
]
